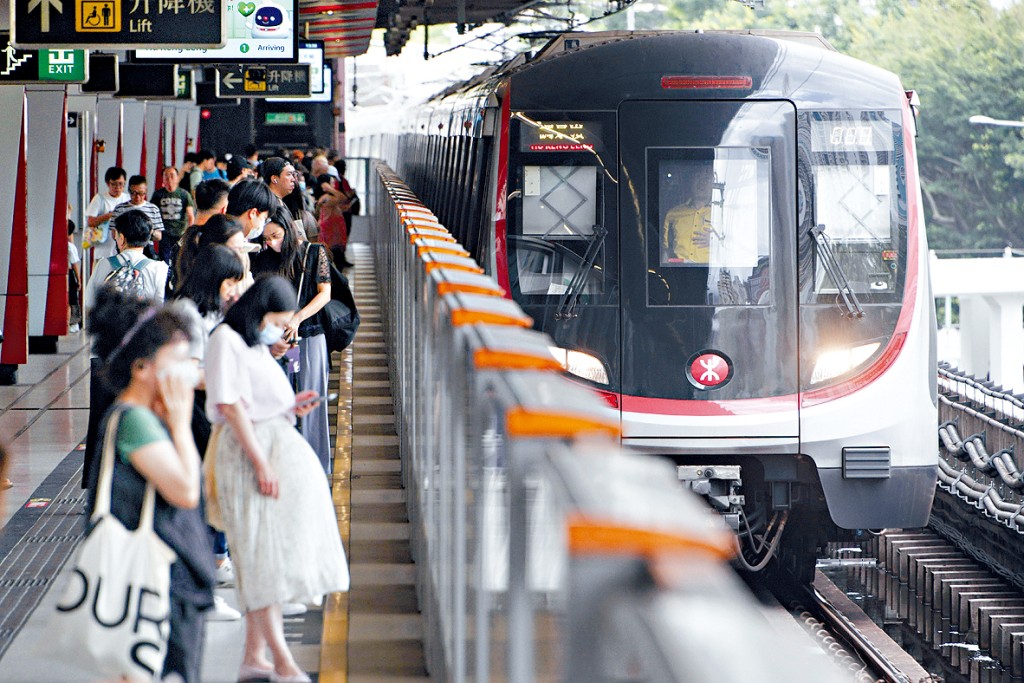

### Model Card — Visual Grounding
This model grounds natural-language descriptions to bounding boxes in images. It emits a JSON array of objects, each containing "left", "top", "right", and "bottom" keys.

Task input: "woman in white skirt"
[{"left": 204, "top": 275, "right": 348, "bottom": 683}]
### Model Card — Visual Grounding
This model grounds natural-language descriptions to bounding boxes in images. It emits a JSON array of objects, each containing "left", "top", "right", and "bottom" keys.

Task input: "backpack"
[{"left": 103, "top": 254, "right": 153, "bottom": 299}]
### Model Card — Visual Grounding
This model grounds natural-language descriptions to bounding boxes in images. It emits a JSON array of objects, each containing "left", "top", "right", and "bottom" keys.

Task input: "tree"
[{"left": 649, "top": 0, "right": 1024, "bottom": 250}]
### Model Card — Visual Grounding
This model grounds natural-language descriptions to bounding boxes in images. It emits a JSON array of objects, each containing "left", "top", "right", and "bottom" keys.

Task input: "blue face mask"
[
  {"left": 259, "top": 323, "right": 285, "bottom": 346},
  {"left": 298, "top": 181, "right": 307, "bottom": 192}
]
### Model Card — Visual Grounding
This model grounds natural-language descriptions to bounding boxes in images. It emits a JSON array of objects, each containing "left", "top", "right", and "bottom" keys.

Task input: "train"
[{"left": 361, "top": 29, "right": 938, "bottom": 577}]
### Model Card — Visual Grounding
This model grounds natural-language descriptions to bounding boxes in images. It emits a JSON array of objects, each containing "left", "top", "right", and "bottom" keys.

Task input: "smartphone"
[{"left": 296, "top": 392, "right": 338, "bottom": 408}]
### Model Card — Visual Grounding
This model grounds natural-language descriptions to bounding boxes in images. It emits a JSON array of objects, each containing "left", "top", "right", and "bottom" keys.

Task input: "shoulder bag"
[{"left": 53, "top": 408, "right": 177, "bottom": 682}]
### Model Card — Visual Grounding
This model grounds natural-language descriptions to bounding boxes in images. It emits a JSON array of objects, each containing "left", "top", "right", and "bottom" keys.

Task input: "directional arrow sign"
[
  {"left": 215, "top": 64, "right": 310, "bottom": 99},
  {"left": 0, "top": 31, "right": 86, "bottom": 83}
]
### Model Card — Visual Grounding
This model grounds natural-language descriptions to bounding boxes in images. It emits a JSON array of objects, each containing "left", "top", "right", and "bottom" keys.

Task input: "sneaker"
[
  {"left": 281, "top": 602, "right": 307, "bottom": 616},
  {"left": 216, "top": 557, "right": 235, "bottom": 586},
  {"left": 68, "top": 324, "right": 80, "bottom": 334},
  {"left": 207, "top": 595, "right": 241, "bottom": 621}
]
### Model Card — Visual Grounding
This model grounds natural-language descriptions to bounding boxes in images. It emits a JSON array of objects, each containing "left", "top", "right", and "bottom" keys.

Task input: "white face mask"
[
  {"left": 157, "top": 360, "right": 200, "bottom": 389},
  {"left": 246, "top": 212, "right": 266, "bottom": 240},
  {"left": 259, "top": 323, "right": 285, "bottom": 346}
]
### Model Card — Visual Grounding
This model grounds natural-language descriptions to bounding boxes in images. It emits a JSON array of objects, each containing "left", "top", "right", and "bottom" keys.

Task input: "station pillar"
[
  {"left": 25, "top": 87, "right": 70, "bottom": 353},
  {"left": 0, "top": 87, "right": 29, "bottom": 385}
]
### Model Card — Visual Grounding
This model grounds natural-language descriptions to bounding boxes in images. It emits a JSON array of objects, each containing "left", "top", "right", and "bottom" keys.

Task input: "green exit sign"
[
  {"left": 265, "top": 112, "right": 307, "bottom": 126},
  {"left": 38, "top": 49, "right": 86, "bottom": 82}
]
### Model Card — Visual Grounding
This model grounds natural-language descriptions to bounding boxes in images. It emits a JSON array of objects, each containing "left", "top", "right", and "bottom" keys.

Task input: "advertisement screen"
[
  {"left": 299, "top": 40, "right": 324, "bottom": 94},
  {"left": 132, "top": 0, "right": 298, "bottom": 64}
]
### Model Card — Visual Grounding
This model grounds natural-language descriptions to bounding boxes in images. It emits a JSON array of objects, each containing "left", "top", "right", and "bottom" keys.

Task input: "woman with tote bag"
[{"left": 72, "top": 287, "right": 216, "bottom": 682}]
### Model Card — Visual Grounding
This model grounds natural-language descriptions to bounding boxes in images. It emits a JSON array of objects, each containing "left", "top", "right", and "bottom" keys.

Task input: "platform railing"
[{"left": 368, "top": 162, "right": 851, "bottom": 683}]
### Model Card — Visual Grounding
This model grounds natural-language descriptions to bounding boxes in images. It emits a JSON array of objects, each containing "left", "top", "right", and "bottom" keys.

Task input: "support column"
[
  {"left": 0, "top": 87, "right": 29, "bottom": 384},
  {"left": 145, "top": 102, "right": 164, "bottom": 183},
  {"left": 26, "top": 87, "right": 70, "bottom": 351},
  {"left": 957, "top": 295, "right": 990, "bottom": 379},
  {"left": 174, "top": 106, "right": 189, "bottom": 165},
  {"left": 984, "top": 294, "right": 1024, "bottom": 392},
  {"left": 95, "top": 98, "right": 123, "bottom": 176},
  {"left": 122, "top": 100, "right": 147, "bottom": 178}
]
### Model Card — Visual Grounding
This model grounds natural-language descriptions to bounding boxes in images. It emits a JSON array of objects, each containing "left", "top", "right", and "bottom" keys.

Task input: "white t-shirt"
[
  {"left": 86, "top": 191, "right": 129, "bottom": 258},
  {"left": 205, "top": 323, "right": 295, "bottom": 425},
  {"left": 83, "top": 250, "right": 169, "bottom": 312},
  {"left": 67, "top": 241, "right": 80, "bottom": 267}
]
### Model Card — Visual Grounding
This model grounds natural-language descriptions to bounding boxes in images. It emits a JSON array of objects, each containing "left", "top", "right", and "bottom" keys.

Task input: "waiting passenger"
[
  {"left": 252, "top": 209, "right": 333, "bottom": 473},
  {"left": 86, "top": 287, "right": 215, "bottom": 683},
  {"left": 84, "top": 166, "right": 129, "bottom": 259},
  {"left": 204, "top": 276, "right": 348, "bottom": 683}
]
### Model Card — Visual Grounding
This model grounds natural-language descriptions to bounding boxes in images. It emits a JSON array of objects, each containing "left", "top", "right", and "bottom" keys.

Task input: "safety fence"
[{"left": 367, "top": 162, "right": 849, "bottom": 683}]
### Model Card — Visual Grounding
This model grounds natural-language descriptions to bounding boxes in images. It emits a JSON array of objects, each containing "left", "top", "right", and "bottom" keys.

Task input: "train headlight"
[
  {"left": 548, "top": 346, "right": 610, "bottom": 385},
  {"left": 811, "top": 342, "right": 881, "bottom": 385}
]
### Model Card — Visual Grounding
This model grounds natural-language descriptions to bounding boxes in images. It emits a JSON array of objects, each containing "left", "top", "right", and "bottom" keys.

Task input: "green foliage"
[{"left": 649, "top": 0, "right": 1024, "bottom": 250}]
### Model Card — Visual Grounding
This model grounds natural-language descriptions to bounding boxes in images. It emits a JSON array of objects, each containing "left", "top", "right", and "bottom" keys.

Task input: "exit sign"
[
  {"left": 0, "top": 32, "right": 86, "bottom": 83},
  {"left": 265, "top": 112, "right": 307, "bottom": 125}
]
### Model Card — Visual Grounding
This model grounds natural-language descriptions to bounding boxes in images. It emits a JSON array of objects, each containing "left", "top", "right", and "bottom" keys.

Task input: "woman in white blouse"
[{"left": 204, "top": 275, "right": 348, "bottom": 683}]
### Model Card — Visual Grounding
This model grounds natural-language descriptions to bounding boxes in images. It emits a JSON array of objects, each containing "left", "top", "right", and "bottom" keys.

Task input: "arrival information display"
[{"left": 132, "top": 0, "right": 297, "bottom": 63}]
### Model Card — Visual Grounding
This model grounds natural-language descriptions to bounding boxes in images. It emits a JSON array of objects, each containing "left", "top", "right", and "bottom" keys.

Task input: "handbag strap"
[
  {"left": 92, "top": 405, "right": 160, "bottom": 534},
  {"left": 296, "top": 243, "right": 312, "bottom": 308}
]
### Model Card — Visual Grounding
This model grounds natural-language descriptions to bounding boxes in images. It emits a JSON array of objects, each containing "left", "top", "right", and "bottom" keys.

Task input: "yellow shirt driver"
[{"left": 662, "top": 203, "right": 713, "bottom": 265}]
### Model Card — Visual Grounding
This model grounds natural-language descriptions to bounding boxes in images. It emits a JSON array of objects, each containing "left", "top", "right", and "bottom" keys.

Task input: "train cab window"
[
  {"left": 647, "top": 147, "right": 772, "bottom": 307},
  {"left": 507, "top": 114, "right": 614, "bottom": 305},
  {"left": 805, "top": 111, "right": 905, "bottom": 303}
]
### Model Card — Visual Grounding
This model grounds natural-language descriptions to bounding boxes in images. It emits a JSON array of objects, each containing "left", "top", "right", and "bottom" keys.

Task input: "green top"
[
  {"left": 117, "top": 406, "right": 171, "bottom": 465},
  {"left": 151, "top": 187, "right": 196, "bottom": 239}
]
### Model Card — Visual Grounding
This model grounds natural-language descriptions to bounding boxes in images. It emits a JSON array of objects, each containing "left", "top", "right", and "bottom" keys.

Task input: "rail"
[{"left": 368, "top": 162, "right": 852, "bottom": 683}]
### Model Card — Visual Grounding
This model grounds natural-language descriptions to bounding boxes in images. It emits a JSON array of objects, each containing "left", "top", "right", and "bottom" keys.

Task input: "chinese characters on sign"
[
  {"left": 215, "top": 63, "right": 310, "bottom": 98},
  {"left": 12, "top": 0, "right": 225, "bottom": 48}
]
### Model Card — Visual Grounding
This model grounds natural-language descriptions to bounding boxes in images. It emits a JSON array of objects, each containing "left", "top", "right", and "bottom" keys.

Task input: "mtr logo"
[{"left": 687, "top": 351, "right": 733, "bottom": 390}]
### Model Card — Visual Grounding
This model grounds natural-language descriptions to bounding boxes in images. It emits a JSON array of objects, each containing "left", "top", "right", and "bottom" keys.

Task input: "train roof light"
[{"left": 661, "top": 76, "right": 752, "bottom": 90}]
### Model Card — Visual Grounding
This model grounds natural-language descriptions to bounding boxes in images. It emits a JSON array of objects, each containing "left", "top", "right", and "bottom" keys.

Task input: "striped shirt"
[{"left": 109, "top": 201, "right": 165, "bottom": 235}]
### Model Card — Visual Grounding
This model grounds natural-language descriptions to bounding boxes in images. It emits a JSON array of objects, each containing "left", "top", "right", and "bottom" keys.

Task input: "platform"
[{"left": 0, "top": 244, "right": 425, "bottom": 682}]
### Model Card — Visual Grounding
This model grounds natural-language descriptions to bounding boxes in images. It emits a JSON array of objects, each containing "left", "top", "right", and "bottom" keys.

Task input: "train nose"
[{"left": 687, "top": 351, "right": 733, "bottom": 389}]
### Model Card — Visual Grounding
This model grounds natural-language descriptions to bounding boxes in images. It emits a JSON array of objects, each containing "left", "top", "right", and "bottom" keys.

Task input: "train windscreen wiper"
[
  {"left": 555, "top": 223, "right": 607, "bottom": 320},
  {"left": 809, "top": 224, "right": 864, "bottom": 319}
]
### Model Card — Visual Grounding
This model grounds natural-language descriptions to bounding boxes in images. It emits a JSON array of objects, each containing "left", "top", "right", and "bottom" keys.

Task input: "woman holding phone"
[{"left": 204, "top": 275, "right": 347, "bottom": 683}]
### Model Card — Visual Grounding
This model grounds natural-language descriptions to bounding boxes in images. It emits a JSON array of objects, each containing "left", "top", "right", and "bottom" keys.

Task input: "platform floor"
[{"left": 0, "top": 244, "right": 426, "bottom": 682}]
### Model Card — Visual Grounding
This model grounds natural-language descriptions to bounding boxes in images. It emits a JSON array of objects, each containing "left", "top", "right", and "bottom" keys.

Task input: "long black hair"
[
  {"left": 264, "top": 206, "right": 302, "bottom": 281},
  {"left": 172, "top": 244, "right": 244, "bottom": 316},
  {"left": 175, "top": 214, "right": 245, "bottom": 293},
  {"left": 223, "top": 275, "right": 296, "bottom": 347},
  {"left": 88, "top": 287, "right": 193, "bottom": 392}
]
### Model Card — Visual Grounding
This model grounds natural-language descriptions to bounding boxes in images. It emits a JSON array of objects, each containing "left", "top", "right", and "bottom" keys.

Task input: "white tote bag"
[{"left": 53, "top": 408, "right": 178, "bottom": 682}]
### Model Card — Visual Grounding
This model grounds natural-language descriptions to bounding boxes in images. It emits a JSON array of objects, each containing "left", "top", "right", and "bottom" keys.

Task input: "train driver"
[{"left": 661, "top": 169, "right": 715, "bottom": 266}]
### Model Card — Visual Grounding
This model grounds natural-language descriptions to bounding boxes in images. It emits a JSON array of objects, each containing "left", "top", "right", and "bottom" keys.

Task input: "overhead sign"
[
  {"left": 80, "top": 52, "right": 118, "bottom": 92},
  {"left": 176, "top": 68, "right": 194, "bottom": 100},
  {"left": 0, "top": 31, "right": 86, "bottom": 83},
  {"left": 11, "top": 0, "right": 227, "bottom": 49},
  {"left": 277, "top": 63, "right": 332, "bottom": 103},
  {"left": 298, "top": 39, "right": 323, "bottom": 94},
  {"left": 115, "top": 62, "right": 177, "bottom": 98},
  {"left": 215, "top": 63, "right": 310, "bottom": 98},
  {"left": 265, "top": 112, "right": 305, "bottom": 125},
  {"left": 131, "top": 0, "right": 298, "bottom": 64}
]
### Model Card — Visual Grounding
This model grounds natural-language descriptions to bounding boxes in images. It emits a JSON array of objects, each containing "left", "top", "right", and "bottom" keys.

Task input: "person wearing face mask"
[
  {"left": 86, "top": 287, "right": 215, "bottom": 683},
  {"left": 227, "top": 178, "right": 278, "bottom": 243},
  {"left": 204, "top": 276, "right": 348, "bottom": 683},
  {"left": 252, "top": 209, "right": 333, "bottom": 473}
]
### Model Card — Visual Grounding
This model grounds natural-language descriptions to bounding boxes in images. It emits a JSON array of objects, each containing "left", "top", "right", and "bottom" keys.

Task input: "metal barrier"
[{"left": 369, "top": 162, "right": 851, "bottom": 683}]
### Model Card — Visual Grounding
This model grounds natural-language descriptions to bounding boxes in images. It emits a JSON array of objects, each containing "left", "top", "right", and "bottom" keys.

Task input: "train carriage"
[{"left": 377, "top": 29, "right": 938, "bottom": 575}]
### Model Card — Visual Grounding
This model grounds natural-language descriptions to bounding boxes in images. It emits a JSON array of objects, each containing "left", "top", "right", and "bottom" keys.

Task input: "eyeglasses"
[{"left": 130, "top": 190, "right": 147, "bottom": 198}]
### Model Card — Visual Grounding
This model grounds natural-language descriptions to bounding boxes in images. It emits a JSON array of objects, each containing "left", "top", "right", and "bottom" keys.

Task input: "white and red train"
[{"left": 368, "top": 29, "right": 938, "bottom": 574}]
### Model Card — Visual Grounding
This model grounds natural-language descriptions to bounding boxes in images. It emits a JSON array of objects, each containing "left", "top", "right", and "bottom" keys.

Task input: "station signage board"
[
  {"left": 215, "top": 63, "right": 310, "bottom": 98},
  {"left": 11, "top": 0, "right": 227, "bottom": 49},
  {"left": 277, "top": 63, "right": 332, "bottom": 103},
  {"left": 176, "top": 69, "right": 194, "bottom": 100},
  {"left": 265, "top": 112, "right": 305, "bottom": 125},
  {"left": 298, "top": 39, "right": 323, "bottom": 94},
  {"left": 114, "top": 63, "right": 178, "bottom": 98},
  {"left": 80, "top": 53, "right": 118, "bottom": 92},
  {"left": 131, "top": 0, "right": 298, "bottom": 64},
  {"left": 0, "top": 31, "right": 86, "bottom": 83}
]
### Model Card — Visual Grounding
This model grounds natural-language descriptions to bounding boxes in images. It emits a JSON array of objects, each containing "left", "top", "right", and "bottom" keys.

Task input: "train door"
[{"left": 617, "top": 99, "right": 799, "bottom": 439}]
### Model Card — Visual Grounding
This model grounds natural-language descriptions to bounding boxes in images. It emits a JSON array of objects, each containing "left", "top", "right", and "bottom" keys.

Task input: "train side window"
[{"left": 647, "top": 147, "right": 772, "bottom": 307}]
